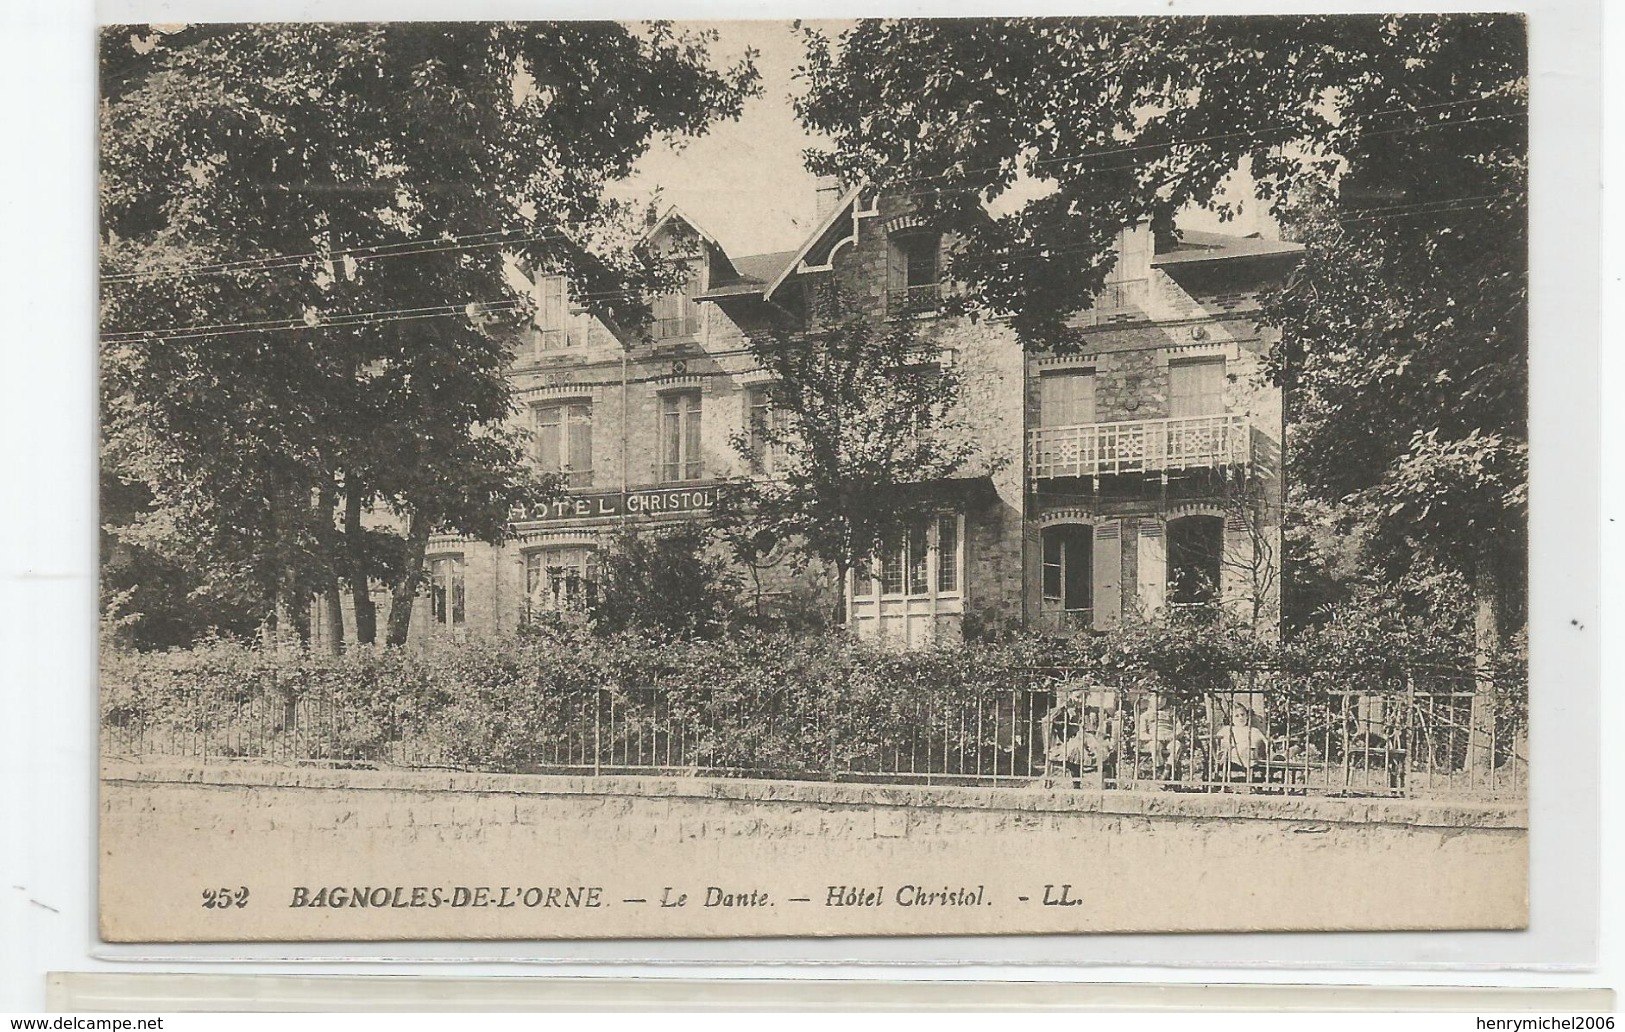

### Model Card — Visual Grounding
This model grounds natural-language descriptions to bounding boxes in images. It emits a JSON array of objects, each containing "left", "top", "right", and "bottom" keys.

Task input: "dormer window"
[
  {"left": 652, "top": 261, "right": 704, "bottom": 340},
  {"left": 533, "top": 275, "right": 568, "bottom": 355},
  {"left": 887, "top": 231, "right": 942, "bottom": 317}
]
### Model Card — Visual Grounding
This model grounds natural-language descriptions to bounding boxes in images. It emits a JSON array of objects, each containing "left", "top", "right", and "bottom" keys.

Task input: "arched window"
[
  {"left": 1166, "top": 515, "right": 1224, "bottom": 606},
  {"left": 1040, "top": 524, "right": 1093, "bottom": 628}
]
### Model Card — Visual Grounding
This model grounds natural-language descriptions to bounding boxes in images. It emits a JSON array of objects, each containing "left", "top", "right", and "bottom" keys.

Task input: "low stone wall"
[{"left": 100, "top": 762, "right": 1527, "bottom": 942}]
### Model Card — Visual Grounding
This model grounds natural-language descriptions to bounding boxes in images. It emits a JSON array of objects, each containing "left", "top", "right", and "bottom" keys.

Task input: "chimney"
[{"left": 813, "top": 175, "right": 845, "bottom": 220}]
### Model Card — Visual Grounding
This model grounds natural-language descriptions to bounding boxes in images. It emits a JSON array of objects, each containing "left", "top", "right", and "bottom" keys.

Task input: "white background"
[{"left": 0, "top": 0, "right": 1609, "bottom": 1012}]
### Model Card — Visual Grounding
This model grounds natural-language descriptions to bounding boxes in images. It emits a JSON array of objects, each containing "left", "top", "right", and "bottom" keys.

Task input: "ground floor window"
[
  {"left": 1040, "top": 523, "right": 1093, "bottom": 626},
  {"left": 1167, "top": 514, "right": 1224, "bottom": 606},
  {"left": 524, "top": 546, "right": 597, "bottom": 620},
  {"left": 428, "top": 555, "right": 465, "bottom": 627},
  {"left": 853, "top": 513, "right": 963, "bottom": 601}
]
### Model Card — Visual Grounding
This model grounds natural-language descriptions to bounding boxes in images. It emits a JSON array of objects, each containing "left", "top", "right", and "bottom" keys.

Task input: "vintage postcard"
[{"left": 97, "top": 15, "right": 1530, "bottom": 941}]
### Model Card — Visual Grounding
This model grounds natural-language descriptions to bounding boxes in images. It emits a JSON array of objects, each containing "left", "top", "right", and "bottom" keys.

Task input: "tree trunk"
[
  {"left": 320, "top": 583, "right": 345, "bottom": 654},
  {"left": 274, "top": 585, "right": 311, "bottom": 648},
  {"left": 1469, "top": 550, "right": 1502, "bottom": 774},
  {"left": 831, "top": 562, "right": 849, "bottom": 627},
  {"left": 385, "top": 516, "right": 432, "bottom": 647},
  {"left": 345, "top": 486, "right": 377, "bottom": 645},
  {"left": 317, "top": 485, "right": 344, "bottom": 655},
  {"left": 268, "top": 480, "right": 311, "bottom": 652}
]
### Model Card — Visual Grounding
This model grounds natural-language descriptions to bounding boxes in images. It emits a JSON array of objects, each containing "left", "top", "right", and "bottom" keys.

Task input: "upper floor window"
[
  {"left": 533, "top": 401, "right": 593, "bottom": 489},
  {"left": 1039, "top": 369, "right": 1097, "bottom": 427},
  {"left": 660, "top": 390, "right": 703, "bottom": 482},
  {"left": 1169, "top": 357, "right": 1227, "bottom": 418},
  {"left": 652, "top": 261, "right": 704, "bottom": 340},
  {"left": 745, "top": 385, "right": 790, "bottom": 474},
  {"left": 887, "top": 231, "right": 942, "bottom": 317},
  {"left": 1097, "top": 225, "right": 1151, "bottom": 312},
  {"left": 428, "top": 555, "right": 466, "bottom": 627},
  {"left": 533, "top": 275, "right": 568, "bottom": 355}
]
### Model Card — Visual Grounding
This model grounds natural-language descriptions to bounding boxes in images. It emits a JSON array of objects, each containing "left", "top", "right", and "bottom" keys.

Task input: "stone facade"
[{"left": 312, "top": 192, "right": 1296, "bottom": 648}]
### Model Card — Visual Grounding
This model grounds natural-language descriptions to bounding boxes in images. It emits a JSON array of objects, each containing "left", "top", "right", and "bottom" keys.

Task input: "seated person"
[
  {"left": 1040, "top": 684, "right": 1118, "bottom": 779},
  {"left": 1216, "top": 705, "right": 1272, "bottom": 778},
  {"left": 1135, "top": 692, "right": 1184, "bottom": 780}
]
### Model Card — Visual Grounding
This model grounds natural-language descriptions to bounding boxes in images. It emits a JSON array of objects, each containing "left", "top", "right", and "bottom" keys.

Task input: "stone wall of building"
[{"left": 311, "top": 197, "right": 1291, "bottom": 647}]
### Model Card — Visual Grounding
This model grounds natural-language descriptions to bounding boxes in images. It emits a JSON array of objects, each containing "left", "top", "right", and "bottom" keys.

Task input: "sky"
[
  {"left": 615, "top": 20, "right": 849, "bottom": 259},
  {"left": 614, "top": 19, "right": 1276, "bottom": 261}
]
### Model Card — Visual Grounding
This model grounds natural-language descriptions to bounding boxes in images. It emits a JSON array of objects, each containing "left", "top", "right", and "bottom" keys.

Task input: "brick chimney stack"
[{"left": 813, "top": 175, "right": 845, "bottom": 220}]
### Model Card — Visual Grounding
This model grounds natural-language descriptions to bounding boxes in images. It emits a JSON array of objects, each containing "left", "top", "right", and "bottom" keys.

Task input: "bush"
[
  {"left": 588, "top": 524, "right": 746, "bottom": 639},
  {"left": 101, "top": 621, "right": 1519, "bottom": 778}
]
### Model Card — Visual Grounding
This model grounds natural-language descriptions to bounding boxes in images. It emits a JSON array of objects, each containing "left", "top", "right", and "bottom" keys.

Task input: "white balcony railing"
[{"left": 1029, "top": 414, "right": 1249, "bottom": 480}]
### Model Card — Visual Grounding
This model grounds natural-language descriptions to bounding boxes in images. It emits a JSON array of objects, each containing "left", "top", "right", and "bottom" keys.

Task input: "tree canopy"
[
  {"left": 100, "top": 22, "right": 759, "bottom": 646},
  {"left": 721, "top": 300, "right": 980, "bottom": 624},
  {"left": 797, "top": 15, "right": 1527, "bottom": 631}
]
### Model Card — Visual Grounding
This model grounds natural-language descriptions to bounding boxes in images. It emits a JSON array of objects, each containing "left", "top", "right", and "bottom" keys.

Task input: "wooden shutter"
[
  {"left": 1040, "top": 371, "right": 1096, "bottom": 426},
  {"left": 1136, "top": 519, "right": 1166, "bottom": 615},
  {"left": 566, "top": 403, "right": 592, "bottom": 480},
  {"left": 1169, "top": 358, "right": 1226, "bottom": 418},
  {"left": 1092, "top": 521, "right": 1122, "bottom": 629}
]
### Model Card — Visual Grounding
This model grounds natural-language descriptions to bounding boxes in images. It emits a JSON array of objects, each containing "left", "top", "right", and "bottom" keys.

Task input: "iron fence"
[{"left": 100, "top": 665, "right": 1525, "bottom": 800}]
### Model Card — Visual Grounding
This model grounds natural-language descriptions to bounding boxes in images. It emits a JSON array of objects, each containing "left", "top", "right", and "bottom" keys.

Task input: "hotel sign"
[{"left": 511, "top": 485, "right": 719, "bottom": 524}]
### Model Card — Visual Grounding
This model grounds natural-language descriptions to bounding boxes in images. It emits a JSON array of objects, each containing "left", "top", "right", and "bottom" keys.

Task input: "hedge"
[{"left": 99, "top": 622, "right": 1525, "bottom": 778}]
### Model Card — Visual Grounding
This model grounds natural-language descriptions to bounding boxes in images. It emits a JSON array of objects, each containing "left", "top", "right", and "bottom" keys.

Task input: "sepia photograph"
[{"left": 96, "top": 15, "right": 1531, "bottom": 941}]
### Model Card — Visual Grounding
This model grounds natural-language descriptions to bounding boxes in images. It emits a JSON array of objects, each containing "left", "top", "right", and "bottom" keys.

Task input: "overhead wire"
[
  {"left": 102, "top": 189, "right": 1520, "bottom": 344},
  {"left": 101, "top": 96, "right": 1526, "bottom": 344},
  {"left": 102, "top": 94, "right": 1523, "bottom": 288}
]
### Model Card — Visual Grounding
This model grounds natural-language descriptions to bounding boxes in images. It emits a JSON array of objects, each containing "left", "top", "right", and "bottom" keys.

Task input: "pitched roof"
[
  {"left": 693, "top": 249, "right": 799, "bottom": 301},
  {"left": 762, "top": 183, "right": 868, "bottom": 301},
  {"left": 1151, "top": 229, "right": 1304, "bottom": 267}
]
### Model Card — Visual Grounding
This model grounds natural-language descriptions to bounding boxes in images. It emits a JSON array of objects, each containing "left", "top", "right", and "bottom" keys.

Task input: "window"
[
  {"left": 428, "top": 556, "right": 465, "bottom": 627},
  {"left": 887, "top": 232, "right": 942, "bottom": 316},
  {"left": 533, "top": 401, "right": 593, "bottom": 488},
  {"left": 935, "top": 514, "right": 960, "bottom": 593},
  {"left": 745, "top": 385, "right": 789, "bottom": 474},
  {"left": 907, "top": 528, "right": 930, "bottom": 595},
  {"left": 652, "top": 261, "right": 703, "bottom": 340},
  {"left": 1096, "top": 226, "right": 1150, "bottom": 312},
  {"left": 533, "top": 275, "right": 568, "bottom": 355},
  {"left": 1040, "top": 524, "right": 1093, "bottom": 618},
  {"left": 852, "top": 564, "right": 877, "bottom": 598},
  {"left": 1040, "top": 370, "right": 1096, "bottom": 427},
  {"left": 524, "top": 547, "right": 596, "bottom": 621},
  {"left": 660, "top": 390, "right": 703, "bottom": 482},
  {"left": 1169, "top": 357, "right": 1227, "bottom": 418},
  {"left": 862, "top": 515, "right": 964, "bottom": 599},
  {"left": 1167, "top": 515, "right": 1224, "bottom": 606}
]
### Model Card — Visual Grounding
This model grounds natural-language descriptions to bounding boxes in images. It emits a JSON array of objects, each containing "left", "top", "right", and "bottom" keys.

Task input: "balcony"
[
  {"left": 887, "top": 282, "right": 944, "bottom": 319},
  {"left": 1029, "top": 414, "right": 1249, "bottom": 481}
]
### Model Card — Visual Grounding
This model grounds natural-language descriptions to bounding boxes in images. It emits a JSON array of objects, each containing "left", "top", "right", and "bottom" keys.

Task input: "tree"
[
  {"left": 796, "top": 16, "right": 1527, "bottom": 658},
  {"left": 589, "top": 523, "right": 745, "bottom": 640},
  {"left": 100, "top": 22, "right": 759, "bottom": 647},
  {"left": 721, "top": 300, "right": 980, "bottom": 625}
]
